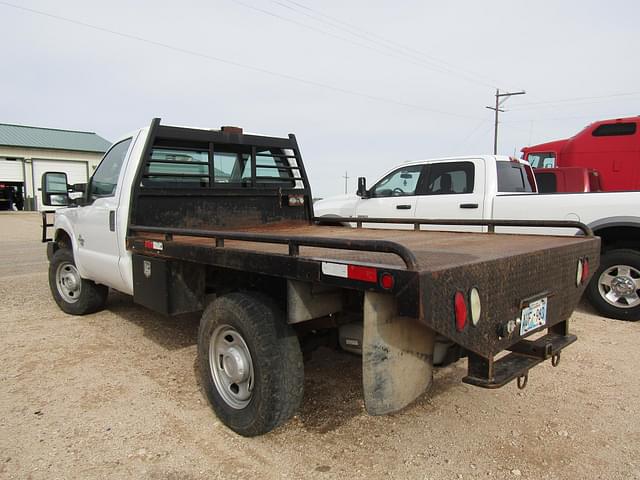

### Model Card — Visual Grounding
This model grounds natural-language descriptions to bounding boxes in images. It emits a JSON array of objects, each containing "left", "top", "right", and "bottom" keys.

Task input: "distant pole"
[
  {"left": 343, "top": 171, "right": 349, "bottom": 194},
  {"left": 486, "top": 89, "right": 526, "bottom": 154}
]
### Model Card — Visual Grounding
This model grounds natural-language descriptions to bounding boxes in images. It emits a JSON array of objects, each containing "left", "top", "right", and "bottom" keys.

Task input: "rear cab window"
[
  {"left": 497, "top": 161, "right": 536, "bottom": 193},
  {"left": 142, "top": 143, "right": 299, "bottom": 189}
]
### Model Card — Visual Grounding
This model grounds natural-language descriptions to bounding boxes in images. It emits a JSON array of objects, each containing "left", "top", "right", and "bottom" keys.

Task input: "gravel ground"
[{"left": 1, "top": 212, "right": 639, "bottom": 480}]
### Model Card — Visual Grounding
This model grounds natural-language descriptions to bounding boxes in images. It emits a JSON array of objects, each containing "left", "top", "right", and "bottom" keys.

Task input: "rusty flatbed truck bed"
[{"left": 42, "top": 119, "right": 599, "bottom": 437}]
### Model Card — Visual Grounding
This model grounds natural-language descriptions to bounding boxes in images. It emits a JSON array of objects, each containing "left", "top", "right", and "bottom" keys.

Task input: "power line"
[
  {"left": 274, "top": 0, "right": 508, "bottom": 90},
  {"left": 510, "top": 91, "right": 640, "bottom": 110},
  {"left": 0, "top": 1, "right": 480, "bottom": 120},
  {"left": 230, "top": 0, "right": 493, "bottom": 87},
  {"left": 269, "top": 0, "right": 499, "bottom": 89}
]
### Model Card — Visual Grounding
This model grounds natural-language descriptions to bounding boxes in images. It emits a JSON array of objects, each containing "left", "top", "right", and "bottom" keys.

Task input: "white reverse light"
[
  {"left": 576, "top": 259, "right": 584, "bottom": 287},
  {"left": 470, "top": 288, "right": 481, "bottom": 326}
]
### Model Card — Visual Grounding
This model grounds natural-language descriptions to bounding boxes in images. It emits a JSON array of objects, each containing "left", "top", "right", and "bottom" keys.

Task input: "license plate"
[{"left": 520, "top": 297, "right": 548, "bottom": 336}]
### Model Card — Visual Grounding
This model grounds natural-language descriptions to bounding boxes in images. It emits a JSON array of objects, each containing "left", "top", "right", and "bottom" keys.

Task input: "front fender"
[
  {"left": 314, "top": 194, "right": 359, "bottom": 218},
  {"left": 52, "top": 212, "right": 89, "bottom": 277}
]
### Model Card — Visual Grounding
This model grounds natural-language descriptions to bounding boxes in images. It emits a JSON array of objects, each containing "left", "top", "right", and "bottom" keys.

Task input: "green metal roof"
[{"left": 0, "top": 123, "right": 111, "bottom": 153}]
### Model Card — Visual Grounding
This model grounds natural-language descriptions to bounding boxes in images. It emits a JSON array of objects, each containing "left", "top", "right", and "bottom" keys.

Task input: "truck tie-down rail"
[
  {"left": 128, "top": 224, "right": 420, "bottom": 270},
  {"left": 314, "top": 217, "right": 594, "bottom": 237}
]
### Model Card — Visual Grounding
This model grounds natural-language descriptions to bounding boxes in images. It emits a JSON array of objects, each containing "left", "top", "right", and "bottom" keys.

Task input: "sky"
[{"left": 2, "top": 0, "right": 639, "bottom": 198}]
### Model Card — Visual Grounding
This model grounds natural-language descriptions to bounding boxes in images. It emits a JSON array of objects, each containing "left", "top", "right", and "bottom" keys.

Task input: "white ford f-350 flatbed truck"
[{"left": 41, "top": 119, "right": 599, "bottom": 436}]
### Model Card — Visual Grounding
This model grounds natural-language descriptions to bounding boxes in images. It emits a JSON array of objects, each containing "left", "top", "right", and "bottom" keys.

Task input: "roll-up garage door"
[
  {"left": 32, "top": 160, "right": 89, "bottom": 210},
  {"left": 0, "top": 158, "right": 24, "bottom": 182}
]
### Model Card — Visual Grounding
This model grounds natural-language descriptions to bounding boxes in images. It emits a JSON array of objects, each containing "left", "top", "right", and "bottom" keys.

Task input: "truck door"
[
  {"left": 75, "top": 137, "right": 134, "bottom": 290},
  {"left": 413, "top": 159, "right": 485, "bottom": 232},
  {"left": 355, "top": 164, "right": 425, "bottom": 228}
]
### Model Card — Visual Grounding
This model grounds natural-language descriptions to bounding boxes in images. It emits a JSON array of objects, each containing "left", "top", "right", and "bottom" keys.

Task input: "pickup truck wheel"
[
  {"left": 586, "top": 249, "right": 640, "bottom": 321},
  {"left": 197, "top": 292, "right": 304, "bottom": 436},
  {"left": 48, "top": 248, "right": 109, "bottom": 315}
]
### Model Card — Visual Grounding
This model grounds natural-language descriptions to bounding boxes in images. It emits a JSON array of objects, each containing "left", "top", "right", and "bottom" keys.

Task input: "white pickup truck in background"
[{"left": 315, "top": 155, "right": 640, "bottom": 321}]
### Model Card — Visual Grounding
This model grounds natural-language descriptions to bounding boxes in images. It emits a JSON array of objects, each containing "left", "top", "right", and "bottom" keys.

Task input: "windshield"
[
  {"left": 526, "top": 152, "right": 556, "bottom": 168},
  {"left": 497, "top": 161, "right": 536, "bottom": 192}
]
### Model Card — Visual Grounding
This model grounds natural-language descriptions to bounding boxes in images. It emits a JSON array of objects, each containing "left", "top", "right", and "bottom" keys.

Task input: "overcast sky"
[{"left": 2, "top": 0, "right": 639, "bottom": 197}]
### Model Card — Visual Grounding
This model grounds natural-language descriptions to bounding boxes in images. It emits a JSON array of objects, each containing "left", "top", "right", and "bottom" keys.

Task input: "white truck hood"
[{"left": 314, "top": 194, "right": 360, "bottom": 219}]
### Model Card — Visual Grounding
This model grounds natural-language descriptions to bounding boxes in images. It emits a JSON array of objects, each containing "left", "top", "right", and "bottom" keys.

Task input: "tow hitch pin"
[{"left": 517, "top": 374, "right": 528, "bottom": 390}]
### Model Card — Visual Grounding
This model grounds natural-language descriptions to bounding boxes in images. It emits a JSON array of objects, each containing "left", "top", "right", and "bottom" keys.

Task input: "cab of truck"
[
  {"left": 315, "top": 155, "right": 537, "bottom": 232},
  {"left": 522, "top": 116, "right": 640, "bottom": 191}
]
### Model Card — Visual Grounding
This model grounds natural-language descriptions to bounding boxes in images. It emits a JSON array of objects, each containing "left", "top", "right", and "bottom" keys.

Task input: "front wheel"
[
  {"left": 197, "top": 292, "right": 304, "bottom": 436},
  {"left": 586, "top": 249, "right": 640, "bottom": 321},
  {"left": 48, "top": 248, "right": 109, "bottom": 315}
]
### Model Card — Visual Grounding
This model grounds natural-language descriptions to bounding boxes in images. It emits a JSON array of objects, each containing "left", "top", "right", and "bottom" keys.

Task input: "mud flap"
[{"left": 362, "top": 291, "right": 435, "bottom": 415}]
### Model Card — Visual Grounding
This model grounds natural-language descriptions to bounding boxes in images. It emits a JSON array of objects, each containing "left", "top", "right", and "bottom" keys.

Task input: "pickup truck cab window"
[
  {"left": 370, "top": 165, "right": 423, "bottom": 197},
  {"left": 89, "top": 138, "right": 132, "bottom": 199},
  {"left": 214, "top": 151, "right": 250, "bottom": 184},
  {"left": 213, "top": 148, "right": 294, "bottom": 186},
  {"left": 421, "top": 161, "right": 474, "bottom": 195},
  {"left": 145, "top": 148, "right": 209, "bottom": 187},
  {"left": 496, "top": 161, "right": 535, "bottom": 192}
]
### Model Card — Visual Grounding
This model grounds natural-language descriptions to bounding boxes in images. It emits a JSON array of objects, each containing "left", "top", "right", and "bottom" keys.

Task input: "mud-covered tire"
[
  {"left": 197, "top": 292, "right": 304, "bottom": 437},
  {"left": 48, "top": 248, "right": 109, "bottom": 315},
  {"left": 586, "top": 249, "right": 640, "bottom": 321}
]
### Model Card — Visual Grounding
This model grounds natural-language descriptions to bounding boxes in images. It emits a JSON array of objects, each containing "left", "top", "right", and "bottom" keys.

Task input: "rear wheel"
[
  {"left": 197, "top": 292, "right": 304, "bottom": 436},
  {"left": 48, "top": 248, "right": 109, "bottom": 315},
  {"left": 586, "top": 249, "right": 640, "bottom": 321}
]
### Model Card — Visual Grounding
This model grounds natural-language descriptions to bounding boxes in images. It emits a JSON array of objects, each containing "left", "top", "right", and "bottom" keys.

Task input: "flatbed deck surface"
[{"left": 133, "top": 223, "right": 594, "bottom": 272}]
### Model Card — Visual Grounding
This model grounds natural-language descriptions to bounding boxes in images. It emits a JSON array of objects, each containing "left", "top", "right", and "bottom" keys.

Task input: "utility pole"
[
  {"left": 343, "top": 171, "right": 349, "bottom": 194},
  {"left": 486, "top": 89, "right": 526, "bottom": 154}
]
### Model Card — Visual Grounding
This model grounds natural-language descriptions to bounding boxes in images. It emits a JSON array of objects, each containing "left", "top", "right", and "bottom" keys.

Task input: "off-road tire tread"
[{"left": 197, "top": 291, "right": 304, "bottom": 436}]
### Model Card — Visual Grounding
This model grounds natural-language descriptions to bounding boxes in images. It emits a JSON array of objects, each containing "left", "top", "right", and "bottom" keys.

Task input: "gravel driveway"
[{"left": 1, "top": 212, "right": 638, "bottom": 479}]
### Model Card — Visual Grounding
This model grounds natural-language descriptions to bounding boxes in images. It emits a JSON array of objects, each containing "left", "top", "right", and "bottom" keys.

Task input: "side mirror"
[
  {"left": 41, "top": 172, "right": 70, "bottom": 206},
  {"left": 357, "top": 177, "right": 369, "bottom": 198}
]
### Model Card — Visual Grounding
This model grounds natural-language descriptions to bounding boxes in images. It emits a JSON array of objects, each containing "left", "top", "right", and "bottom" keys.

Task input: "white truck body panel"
[
  {"left": 315, "top": 154, "right": 640, "bottom": 236},
  {"left": 51, "top": 128, "right": 147, "bottom": 294}
]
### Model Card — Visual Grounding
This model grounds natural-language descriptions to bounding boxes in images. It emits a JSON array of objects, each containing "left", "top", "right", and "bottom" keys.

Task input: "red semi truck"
[
  {"left": 533, "top": 167, "right": 602, "bottom": 193},
  {"left": 522, "top": 116, "right": 640, "bottom": 192}
]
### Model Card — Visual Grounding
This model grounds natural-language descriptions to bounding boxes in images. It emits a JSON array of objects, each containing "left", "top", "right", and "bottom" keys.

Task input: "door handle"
[
  {"left": 396, "top": 204, "right": 412, "bottom": 210},
  {"left": 109, "top": 211, "right": 116, "bottom": 231},
  {"left": 459, "top": 203, "right": 479, "bottom": 209}
]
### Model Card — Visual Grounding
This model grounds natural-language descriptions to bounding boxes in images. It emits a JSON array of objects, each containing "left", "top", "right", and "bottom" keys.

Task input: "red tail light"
[
  {"left": 347, "top": 265, "right": 378, "bottom": 283},
  {"left": 380, "top": 273, "right": 394, "bottom": 290},
  {"left": 454, "top": 291, "right": 467, "bottom": 332}
]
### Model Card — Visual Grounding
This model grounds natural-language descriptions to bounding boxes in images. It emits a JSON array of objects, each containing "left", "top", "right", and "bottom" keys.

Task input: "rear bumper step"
[{"left": 462, "top": 332, "right": 577, "bottom": 389}]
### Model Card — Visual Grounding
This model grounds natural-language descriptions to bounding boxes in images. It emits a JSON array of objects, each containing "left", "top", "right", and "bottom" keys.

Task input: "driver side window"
[
  {"left": 89, "top": 138, "right": 132, "bottom": 199},
  {"left": 370, "top": 165, "right": 424, "bottom": 198}
]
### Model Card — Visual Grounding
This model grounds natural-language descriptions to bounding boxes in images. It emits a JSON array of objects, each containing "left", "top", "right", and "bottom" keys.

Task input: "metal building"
[{"left": 0, "top": 123, "right": 110, "bottom": 211}]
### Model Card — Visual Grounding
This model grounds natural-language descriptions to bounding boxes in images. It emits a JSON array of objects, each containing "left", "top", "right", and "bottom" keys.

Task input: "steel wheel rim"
[
  {"left": 209, "top": 325, "right": 254, "bottom": 409},
  {"left": 56, "top": 261, "right": 81, "bottom": 304},
  {"left": 598, "top": 264, "right": 640, "bottom": 309}
]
